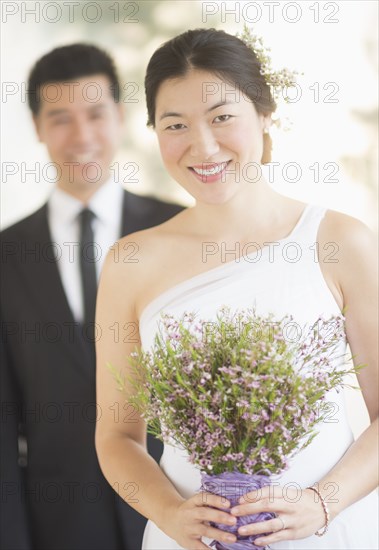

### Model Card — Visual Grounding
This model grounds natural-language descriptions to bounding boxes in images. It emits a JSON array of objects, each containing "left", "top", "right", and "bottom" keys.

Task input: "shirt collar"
[
  {"left": 87, "top": 177, "right": 124, "bottom": 226},
  {"left": 48, "top": 186, "right": 83, "bottom": 228},
  {"left": 48, "top": 177, "right": 124, "bottom": 227}
]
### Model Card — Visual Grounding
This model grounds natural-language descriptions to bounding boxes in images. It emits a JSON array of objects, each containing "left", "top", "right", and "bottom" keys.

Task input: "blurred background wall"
[{"left": 1, "top": 0, "right": 378, "bottom": 433}]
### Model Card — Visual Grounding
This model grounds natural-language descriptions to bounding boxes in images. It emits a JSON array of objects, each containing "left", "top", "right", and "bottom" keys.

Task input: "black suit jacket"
[{"left": 0, "top": 190, "right": 183, "bottom": 550}]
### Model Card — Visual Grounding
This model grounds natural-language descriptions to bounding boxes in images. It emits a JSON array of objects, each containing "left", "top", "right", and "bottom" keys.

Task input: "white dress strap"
[{"left": 290, "top": 203, "right": 328, "bottom": 245}]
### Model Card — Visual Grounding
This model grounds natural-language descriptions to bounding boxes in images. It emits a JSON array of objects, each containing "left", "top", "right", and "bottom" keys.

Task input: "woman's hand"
[
  {"left": 162, "top": 491, "right": 238, "bottom": 550},
  {"left": 229, "top": 485, "right": 328, "bottom": 546}
]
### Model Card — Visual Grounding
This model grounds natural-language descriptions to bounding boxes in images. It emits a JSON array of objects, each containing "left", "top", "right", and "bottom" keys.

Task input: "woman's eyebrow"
[
  {"left": 159, "top": 100, "right": 235, "bottom": 121},
  {"left": 206, "top": 100, "right": 234, "bottom": 113},
  {"left": 159, "top": 111, "right": 182, "bottom": 121}
]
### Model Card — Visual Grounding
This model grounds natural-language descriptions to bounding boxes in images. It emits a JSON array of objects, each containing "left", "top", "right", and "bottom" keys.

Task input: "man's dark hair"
[{"left": 28, "top": 43, "right": 120, "bottom": 115}]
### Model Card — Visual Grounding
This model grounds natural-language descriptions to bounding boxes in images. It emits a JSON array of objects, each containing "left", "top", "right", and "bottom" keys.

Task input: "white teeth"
[{"left": 192, "top": 162, "right": 228, "bottom": 176}]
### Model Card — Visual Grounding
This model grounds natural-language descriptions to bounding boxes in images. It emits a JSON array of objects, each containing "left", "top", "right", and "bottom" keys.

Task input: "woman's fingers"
[
  {"left": 237, "top": 515, "right": 288, "bottom": 536},
  {"left": 197, "top": 523, "right": 237, "bottom": 545},
  {"left": 195, "top": 505, "right": 237, "bottom": 527},
  {"left": 238, "top": 483, "right": 282, "bottom": 506},
  {"left": 175, "top": 492, "right": 237, "bottom": 546},
  {"left": 195, "top": 491, "right": 231, "bottom": 510}
]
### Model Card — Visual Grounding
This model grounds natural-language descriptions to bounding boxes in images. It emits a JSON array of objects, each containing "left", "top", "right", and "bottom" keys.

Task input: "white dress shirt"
[{"left": 47, "top": 178, "right": 124, "bottom": 323}]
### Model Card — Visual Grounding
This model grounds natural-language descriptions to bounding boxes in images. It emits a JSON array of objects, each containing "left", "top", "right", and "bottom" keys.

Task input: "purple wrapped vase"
[{"left": 200, "top": 471, "right": 275, "bottom": 550}]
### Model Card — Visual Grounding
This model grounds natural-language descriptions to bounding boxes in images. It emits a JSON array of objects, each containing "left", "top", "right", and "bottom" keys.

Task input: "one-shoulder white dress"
[{"left": 139, "top": 204, "right": 378, "bottom": 549}]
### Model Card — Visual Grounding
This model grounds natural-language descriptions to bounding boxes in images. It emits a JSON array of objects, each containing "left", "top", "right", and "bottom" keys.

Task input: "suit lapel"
[
  {"left": 119, "top": 189, "right": 154, "bottom": 235},
  {"left": 24, "top": 204, "right": 93, "bottom": 374},
  {"left": 120, "top": 190, "right": 135, "bottom": 235}
]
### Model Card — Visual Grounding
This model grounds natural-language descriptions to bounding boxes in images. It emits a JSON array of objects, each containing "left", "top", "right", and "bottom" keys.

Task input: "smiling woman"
[
  {"left": 95, "top": 28, "right": 378, "bottom": 550},
  {"left": 154, "top": 69, "right": 270, "bottom": 204},
  {"left": 144, "top": 27, "right": 282, "bottom": 208}
]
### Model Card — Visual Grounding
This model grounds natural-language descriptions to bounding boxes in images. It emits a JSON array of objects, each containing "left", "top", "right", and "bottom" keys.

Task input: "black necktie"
[{"left": 78, "top": 208, "right": 97, "bottom": 333}]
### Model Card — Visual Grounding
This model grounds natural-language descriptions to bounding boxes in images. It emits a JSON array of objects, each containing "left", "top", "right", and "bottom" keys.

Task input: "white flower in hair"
[{"left": 236, "top": 23, "right": 303, "bottom": 105}]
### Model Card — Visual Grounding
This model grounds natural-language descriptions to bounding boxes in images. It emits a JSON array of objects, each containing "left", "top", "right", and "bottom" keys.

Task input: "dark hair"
[
  {"left": 144, "top": 28, "right": 277, "bottom": 128},
  {"left": 28, "top": 43, "right": 120, "bottom": 115}
]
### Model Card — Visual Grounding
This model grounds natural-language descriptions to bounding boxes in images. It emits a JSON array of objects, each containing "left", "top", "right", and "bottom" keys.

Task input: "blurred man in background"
[{"left": 1, "top": 43, "right": 183, "bottom": 550}]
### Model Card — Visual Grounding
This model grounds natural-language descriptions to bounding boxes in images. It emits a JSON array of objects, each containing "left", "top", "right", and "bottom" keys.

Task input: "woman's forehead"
[{"left": 155, "top": 70, "right": 239, "bottom": 108}]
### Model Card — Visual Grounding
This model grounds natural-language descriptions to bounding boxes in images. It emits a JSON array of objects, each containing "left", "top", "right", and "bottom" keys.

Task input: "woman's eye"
[
  {"left": 166, "top": 123, "right": 186, "bottom": 131},
  {"left": 214, "top": 114, "right": 232, "bottom": 123}
]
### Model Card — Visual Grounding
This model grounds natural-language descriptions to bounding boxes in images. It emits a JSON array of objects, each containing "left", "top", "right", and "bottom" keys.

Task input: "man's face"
[{"left": 33, "top": 74, "right": 123, "bottom": 193}]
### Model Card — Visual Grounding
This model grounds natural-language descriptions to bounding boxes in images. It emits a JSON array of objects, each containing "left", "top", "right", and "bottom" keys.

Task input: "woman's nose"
[{"left": 189, "top": 127, "right": 220, "bottom": 159}]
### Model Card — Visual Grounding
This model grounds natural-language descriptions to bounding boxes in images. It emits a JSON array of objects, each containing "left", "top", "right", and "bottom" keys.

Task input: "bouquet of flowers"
[{"left": 109, "top": 307, "right": 361, "bottom": 549}]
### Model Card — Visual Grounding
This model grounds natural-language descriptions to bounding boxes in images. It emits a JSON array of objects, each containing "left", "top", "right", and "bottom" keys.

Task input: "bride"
[{"left": 95, "top": 28, "right": 378, "bottom": 549}]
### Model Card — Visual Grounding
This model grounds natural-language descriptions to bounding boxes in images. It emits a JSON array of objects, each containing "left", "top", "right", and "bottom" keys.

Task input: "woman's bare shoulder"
[
  {"left": 319, "top": 208, "right": 376, "bottom": 249},
  {"left": 101, "top": 213, "right": 187, "bottom": 286},
  {"left": 317, "top": 208, "right": 377, "bottom": 281},
  {"left": 115, "top": 208, "right": 187, "bottom": 250}
]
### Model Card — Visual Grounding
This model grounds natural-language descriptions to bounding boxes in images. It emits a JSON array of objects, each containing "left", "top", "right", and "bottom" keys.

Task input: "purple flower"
[{"left": 126, "top": 307, "right": 352, "bottom": 479}]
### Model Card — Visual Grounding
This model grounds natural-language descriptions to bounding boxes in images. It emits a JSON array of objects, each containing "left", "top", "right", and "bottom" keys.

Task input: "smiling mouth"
[
  {"left": 71, "top": 153, "right": 98, "bottom": 164},
  {"left": 189, "top": 161, "right": 231, "bottom": 177}
]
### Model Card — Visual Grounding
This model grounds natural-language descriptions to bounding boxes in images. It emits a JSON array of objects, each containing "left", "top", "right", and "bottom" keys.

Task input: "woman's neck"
[{"left": 185, "top": 179, "right": 287, "bottom": 240}]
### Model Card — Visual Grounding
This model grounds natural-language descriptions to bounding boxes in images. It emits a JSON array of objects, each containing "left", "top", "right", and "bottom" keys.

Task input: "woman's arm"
[
  {"left": 228, "top": 211, "right": 379, "bottom": 545},
  {"left": 312, "top": 212, "right": 379, "bottom": 514},
  {"left": 95, "top": 235, "right": 238, "bottom": 549},
  {"left": 95, "top": 238, "right": 181, "bottom": 523}
]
